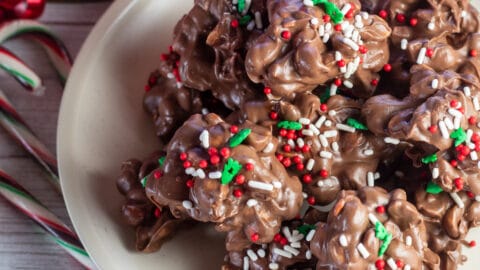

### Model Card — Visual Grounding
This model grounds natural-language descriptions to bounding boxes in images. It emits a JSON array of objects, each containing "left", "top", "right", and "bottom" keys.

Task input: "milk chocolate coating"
[
  {"left": 116, "top": 152, "right": 188, "bottom": 252},
  {"left": 145, "top": 113, "right": 303, "bottom": 251},
  {"left": 311, "top": 187, "right": 439, "bottom": 269},
  {"left": 245, "top": 0, "right": 391, "bottom": 99}
]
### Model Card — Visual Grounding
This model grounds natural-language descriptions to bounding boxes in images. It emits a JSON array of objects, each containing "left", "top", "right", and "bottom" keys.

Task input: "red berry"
[
  {"left": 269, "top": 111, "right": 278, "bottom": 120},
  {"left": 427, "top": 125, "right": 438, "bottom": 133},
  {"left": 183, "top": 161, "right": 192, "bottom": 168},
  {"left": 296, "top": 163, "right": 305, "bottom": 171},
  {"left": 337, "top": 59, "right": 346, "bottom": 67},
  {"left": 450, "top": 160, "right": 458, "bottom": 167},
  {"left": 220, "top": 147, "right": 231, "bottom": 158},
  {"left": 281, "top": 30, "right": 291, "bottom": 40},
  {"left": 153, "top": 170, "right": 162, "bottom": 179},
  {"left": 154, "top": 208, "right": 162, "bottom": 218},
  {"left": 409, "top": 17, "right": 418, "bottom": 26},
  {"left": 279, "top": 128, "right": 287, "bottom": 137},
  {"left": 307, "top": 196, "right": 316, "bottom": 205},
  {"left": 450, "top": 99, "right": 458, "bottom": 108},
  {"left": 469, "top": 240, "right": 477, "bottom": 247},
  {"left": 283, "top": 144, "right": 292, "bottom": 152},
  {"left": 250, "top": 233, "right": 259, "bottom": 242},
  {"left": 454, "top": 177, "right": 464, "bottom": 190},
  {"left": 469, "top": 116, "right": 477, "bottom": 125},
  {"left": 359, "top": 45, "right": 368, "bottom": 54},
  {"left": 264, "top": 86, "right": 272, "bottom": 95},
  {"left": 334, "top": 78, "right": 342, "bottom": 86},
  {"left": 276, "top": 154, "right": 284, "bottom": 161},
  {"left": 323, "top": 15, "right": 331, "bottom": 22},
  {"left": 375, "top": 259, "right": 385, "bottom": 269},
  {"left": 396, "top": 13, "right": 406, "bottom": 23},
  {"left": 230, "top": 125, "right": 239, "bottom": 134},
  {"left": 426, "top": 48, "right": 434, "bottom": 57},
  {"left": 274, "top": 233, "right": 283, "bottom": 242},
  {"left": 470, "top": 49, "right": 478, "bottom": 57},
  {"left": 334, "top": 24, "right": 342, "bottom": 31},
  {"left": 235, "top": 175, "right": 245, "bottom": 185},
  {"left": 245, "top": 163, "right": 254, "bottom": 171},
  {"left": 282, "top": 158, "right": 292, "bottom": 167},
  {"left": 319, "top": 169, "right": 329, "bottom": 178},
  {"left": 371, "top": 79, "right": 379, "bottom": 86},
  {"left": 396, "top": 260, "right": 404, "bottom": 268},
  {"left": 302, "top": 174, "right": 313, "bottom": 184},
  {"left": 233, "top": 189, "right": 243, "bottom": 198},
  {"left": 378, "top": 10, "right": 387, "bottom": 19},
  {"left": 210, "top": 155, "right": 220, "bottom": 165},
  {"left": 199, "top": 160, "right": 208, "bottom": 168},
  {"left": 292, "top": 155, "right": 302, "bottom": 164},
  {"left": 186, "top": 179, "right": 195, "bottom": 188},
  {"left": 208, "top": 147, "right": 218, "bottom": 156},
  {"left": 231, "top": 19, "right": 239, "bottom": 28},
  {"left": 376, "top": 205, "right": 386, "bottom": 214},
  {"left": 302, "top": 145, "right": 311, "bottom": 153},
  {"left": 320, "top": 104, "right": 328, "bottom": 112},
  {"left": 383, "top": 64, "right": 392, "bottom": 72},
  {"left": 179, "top": 152, "right": 188, "bottom": 161}
]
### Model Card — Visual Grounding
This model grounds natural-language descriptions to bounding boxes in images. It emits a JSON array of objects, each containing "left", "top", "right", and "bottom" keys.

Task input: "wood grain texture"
[{"left": 0, "top": 2, "right": 111, "bottom": 269}]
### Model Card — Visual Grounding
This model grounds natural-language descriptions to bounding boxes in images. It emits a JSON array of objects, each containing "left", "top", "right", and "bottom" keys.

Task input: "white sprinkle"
[
  {"left": 257, "top": 249, "right": 266, "bottom": 258},
  {"left": 431, "top": 79, "right": 439, "bottom": 89},
  {"left": 322, "top": 33, "right": 330, "bottom": 43},
  {"left": 248, "top": 180, "right": 274, "bottom": 191},
  {"left": 384, "top": 137, "right": 400, "bottom": 145},
  {"left": 325, "top": 23, "right": 332, "bottom": 31},
  {"left": 303, "top": 0, "right": 314, "bottom": 6},
  {"left": 246, "top": 20, "right": 255, "bottom": 31},
  {"left": 417, "top": 47, "right": 426, "bottom": 64},
  {"left": 196, "top": 169, "right": 206, "bottom": 179},
  {"left": 288, "top": 139, "right": 295, "bottom": 147},
  {"left": 299, "top": 117, "right": 311, "bottom": 125},
  {"left": 247, "top": 199, "right": 258, "bottom": 207},
  {"left": 387, "top": 258, "right": 398, "bottom": 270},
  {"left": 395, "top": 171, "right": 405, "bottom": 178},
  {"left": 401, "top": 38, "right": 408, "bottom": 50},
  {"left": 427, "top": 21, "right": 435, "bottom": 30},
  {"left": 272, "top": 181, "right": 282, "bottom": 189},
  {"left": 367, "top": 172, "right": 375, "bottom": 187},
  {"left": 469, "top": 142, "right": 476, "bottom": 149},
  {"left": 273, "top": 248, "right": 292, "bottom": 258},
  {"left": 454, "top": 116, "right": 462, "bottom": 129},
  {"left": 432, "top": 167, "right": 439, "bottom": 179},
  {"left": 208, "top": 171, "right": 222, "bottom": 179},
  {"left": 339, "top": 234, "right": 348, "bottom": 247},
  {"left": 199, "top": 130, "right": 210, "bottom": 148},
  {"left": 478, "top": 161, "right": 480, "bottom": 169},
  {"left": 263, "top": 142, "right": 274, "bottom": 153},
  {"left": 405, "top": 236, "right": 413, "bottom": 246},
  {"left": 476, "top": 195, "right": 480, "bottom": 202},
  {"left": 336, "top": 123, "right": 356, "bottom": 133},
  {"left": 463, "top": 86, "right": 471, "bottom": 97},
  {"left": 269, "top": 263, "right": 279, "bottom": 270},
  {"left": 368, "top": 213, "right": 379, "bottom": 225},
  {"left": 290, "top": 233, "right": 304, "bottom": 242},
  {"left": 306, "top": 159, "right": 315, "bottom": 171},
  {"left": 185, "top": 167, "right": 195, "bottom": 175},
  {"left": 167, "top": 72, "right": 175, "bottom": 79},
  {"left": 342, "top": 37, "right": 359, "bottom": 51},
  {"left": 242, "top": 0, "right": 252, "bottom": 15},
  {"left": 467, "top": 129, "right": 474, "bottom": 144},
  {"left": 332, "top": 142, "right": 340, "bottom": 152},
  {"left": 329, "top": 84, "right": 338, "bottom": 96},
  {"left": 310, "top": 18, "right": 319, "bottom": 26},
  {"left": 439, "top": 120, "right": 449, "bottom": 139},
  {"left": 306, "top": 229, "right": 316, "bottom": 241},
  {"left": 357, "top": 243, "right": 370, "bottom": 259},
  {"left": 444, "top": 117, "right": 454, "bottom": 130},
  {"left": 247, "top": 249, "right": 258, "bottom": 261},
  {"left": 317, "top": 180, "right": 324, "bottom": 187},
  {"left": 363, "top": 149, "right": 374, "bottom": 156},
  {"left": 201, "top": 108, "right": 209, "bottom": 115},
  {"left": 361, "top": 11, "right": 369, "bottom": 20},
  {"left": 315, "top": 115, "right": 326, "bottom": 128},
  {"left": 374, "top": 172, "right": 381, "bottom": 180},
  {"left": 302, "top": 129, "right": 314, "bottom": 136},
  {"left": 335, "top": 51, "right": 342, "bottom": 61},
  {"left": 471, "top": 151, "right": 478, "bottom": 161},
  {"left": 254, "top": 12, "right": 263, "bottom": 29},
  {"left": 302, "top": 192, "right": 308, "bottom": 199},
  {"left": 341, "top": 3, "right": 352, "bottom": 14},
  {"left": 354, "top": 20, "right": 364, "bottom": 29},
  {"left": 343, "top": 80, "right": 354, "bottom": 88},
  {"left": 325, "top": 120, "right": 332, "bottom": 127},
  {"left": 324, "top": 130, "right": 338, "bottom": 138},
  {"left": 182, "top": 200, "right": 193, "bottom": 209},
  {"left": 284, "top": 246, "right": 300, "bottom": 256},
  {"left": 309, "top": 124, "right": 320, "bottom": 135},
  {"left": 306, "top": 250, "right": 312, "bottom": 260},
  {"left": 473, "top": 97, "right": 480, "bottom": 111},
  {"left": 448, "top": 108, "right": 463, "bottom": 118},
  {"left": 404, "top": 265, "right": 411, "bottom": 270},
  {"left": 320, "top": 151, "right": 333, "bottom": 159},
  {"left": 297, "top": 138, "right": 305, "bottom": 148},
  {"left": 318, "top": 24, "right": 325, "bottom": 36},
  {"left": 243, "top": 256, "right": 249, "bottom": 270},
  {"left": 233, "top": 0, "right": 238, "bottom": 3},
  {"left": 282, "top": 226, "right": 292, "bottom": 241},
  {"left": 176, "top": 82, "right": 183, "bottom": 88},
  {"left": 352, "top": 30, "right": 360, "bottom": 42},
  {"left": 319, "top": 134, "right": 329, "bottom": 147},
  {"left": 340, "top": 66, "right": 347, "bottom": 73},
  {"left": 345, "top": 62, "right": 355, "bottom": 79},
  {"left": 450, "top": 192, "right": 465, "bottom": 208}
]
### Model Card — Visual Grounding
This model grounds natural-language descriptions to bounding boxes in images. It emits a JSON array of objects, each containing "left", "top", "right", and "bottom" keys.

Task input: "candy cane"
[
  {"left": 0, "top": 46, "right": 44, "bottom": 93},
  {"left": 0, "top": 169, "right": 96, "bottom": 269},
  {"left": 0, "top": 89, "right": 59, "bottom": 191}
]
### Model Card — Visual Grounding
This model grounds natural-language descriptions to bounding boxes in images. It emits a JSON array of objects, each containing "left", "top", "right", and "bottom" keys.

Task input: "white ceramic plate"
[{"left": 58, "top": 0, "right": 480, "bottom": 269}]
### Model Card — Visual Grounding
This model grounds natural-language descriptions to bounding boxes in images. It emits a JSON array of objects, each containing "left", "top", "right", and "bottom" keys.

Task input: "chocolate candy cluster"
[{"left": 116, "top": 0, "right": 480, "bottom": 269}]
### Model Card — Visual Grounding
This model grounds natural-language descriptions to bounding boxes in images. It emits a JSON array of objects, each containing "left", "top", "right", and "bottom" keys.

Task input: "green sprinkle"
[
  {"left": 421, "top": 153, "right": 438, "bottom": 164},
  {"left": 426, "top": 181, "right": 443, "bottom": 194},
  {"left": 158, "top": 156, "right": 166, "bottom": 166},
  {"left": 239, "top": 15, "right": 251, "bottom": 25},
  {"left": 312, "top": 0, "right": 344, "bottom": 24},
  {"left": 320, "top": 88, "right": 331, "bottom": 103},
  {"left": 374, "top": 221, "right": 393, "bottom": 256},
  {"left": 277, "top": 121, "right": 303, "bottom": 130},
  {"left": 298, "top": 224, "right": 316, "bottom": 235},
  {"left": 229, "top": 128, "right": 252, "bottom": 147},
  {"left": 346, "top": 118, "right": 368, "bottom": 130},
  {"left": 141, "top": 176, "right": 148, "bottom": 188},
  {"left": 238, "top": 0, "right": 245, "bottom": 13},
  {"left": 450, "top": 128, "right": 467, "bottom": 147},
  {"left": 378, "top": 233, "right": 392, "bottom": 256},
  {"left": 221, "top": 158, "right": 243, "bottom": 185}
]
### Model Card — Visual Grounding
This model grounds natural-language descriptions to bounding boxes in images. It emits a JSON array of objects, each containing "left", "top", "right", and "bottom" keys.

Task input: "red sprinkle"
[
  {"left": 458, "top": 154, "right": 466, "bottom": 161},
  {"left": 220, "top": 147, "right": 231, "bottom": 158},
  {"left": 276, "top": 154, "right": 284, "bottom": 161},
  {"left": 450, "top": 99, "right": 458, "bottom": 108},
  {"left": 469, "top": 240, "right": 477, "bottom": 247},
  {"left": 428, "top": 125, "right": 438, "bottom": 133},
  {"left": 345, "top": 9, "right": 354, "bottom": 19},
  {"left": 320, "top": 103, "right": 328, "bottom": 112},
  {"left": 208, "top": 147, "right": 218, "bottom": 156},
  {"left": 302, "top": 145, "right": 311, "bottom": 153},
  {"left": 395, "top": 13, "right": 406, "bottom": 23},
  {"left": 210, "top": 155, "right": 220, "bottom": 165},
  {"left": 337, "top": 59, "right": 346, "bottom": 68},
  {"left": 302, "top": 174, "right": 313, "bottom": 184},
  {"left": 323, "top": 15, "right": 331, "bottom": 22},
  {"left": 269, "top": 111, "right": 278, "bottom": 120},
  {"left": 154, "top": 208, "right": 161, "bottom": 218},
  {"left": 409, "top": 17, "right": 418, "bottom": 26},
  {"left": 198, "top": 160, "right": 208, "bottom": 168},
  {"left": 383, "top": 64, "right": 392, "bottom": 72},
  {"left": 454, "top": 177, "right": 464, "bottom": 190},
  {"left": 274, "top": 233, "right": 283, "bottom": 242},
  {"left": 279, "top": 237, "right": 288, "bottom": 246},
  {"left": 296, "top": 163, "right": 305, "bottom": 171},
  {"left": 376, "top": 205, "right": 386, "bottom": 214},
  {"left": 319, "top": 169, "right": 329, "bottom": 178},
  {"left": 378, "top": 10, "right": 387, "bottom": 19},
  {"left": 461, "top": 146, "right": 471, "bottom": 156},
  {"left": 395, "top": 260, "right": 404, "bottom": 269},
  {"left": 160, "top": 53, "right": 169, "bottom": 61},
  {"left": 179, "top": 152, "right": 188, "bottom": 161},
  {"left": 282, "top": 158, "right": 292, "bottom": 167},
  {"left": 245, "top": 163, "right": 254, "bottom": 171},
  {"left": 426, "top": 48, "right": 434, "bottom": 58},
  {"left": 186, "top": 179, "right": 195, "bottom": 188},
  {"left": 334, "top": 78, "right": 342, "bottom": 86},
  {"left": 144, "top": 85, "right": 151, "bottom": 92},
  {"left": 467, "top": 191, "right": 475, "bottom": 198},
  {"left": 458, "top": 106, "right": 465, "bottom": 114},
  {"left": 281, "top": 30, "right": 291, "bottom": 40},
  {"left": 233, "top": 189, "right": 243, "bottom": 198},
  {"left": 307, "top": 196, "right": 316, "bottom": 205},
  {"left": 286, "top": 130, "right": 296, "bottom": 140},
  {"left": 264, "top": 87, "right": 272, "bottom": 95},
  {"left": 375, "top": 259, "right": 386, "bottom": 269},
  {"left": 371, "top": 79, "right": 379, "bottom": 86},
  {"left": 450, "top": 160, "right": 458, "bottom": 167},
  {"left": 183, "top": 161, "right": 192, "bottom": 168},
  {"left": 358, "top": 45, "right": 368, "bottom": 54},
  {"left": 472, "top": 133, "right": 480, "bottom": 142},
  {"left": 469, "top": 116, "right": 477, "bottom": 125},
  {"left": 279, "top": 128, "right": 287, "bottom": 137},
  {"left": 292, "top": 156, "right": 302, "bottom": 164},
  {"left": 235, "top": 175, "right": 245, "bottom": 185},
  {"left": 230, "top": 125, "right": 239, "bottom": 134},
  {"left": 230, "top": 19, "right": 239, "bottom": 28},
  {"left": 153, "top": 170, "right": 162, "bottom": 179},
  {"left": 250, "top": 233, "right": 259, "bottom": 242},
  {"left": 334, "top": 24, "right": 342, "bottom": 31},
  {"left": 470, "top": 49, "right": 478, "bottom": 57},
  {"left": 283, "top": 144, "right": 292, "bottom": 153}
]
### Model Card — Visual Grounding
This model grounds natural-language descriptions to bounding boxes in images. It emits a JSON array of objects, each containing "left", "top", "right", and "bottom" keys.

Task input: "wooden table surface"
[{"left": 0, "top": 2, "right": 111, "bottom": 269}]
